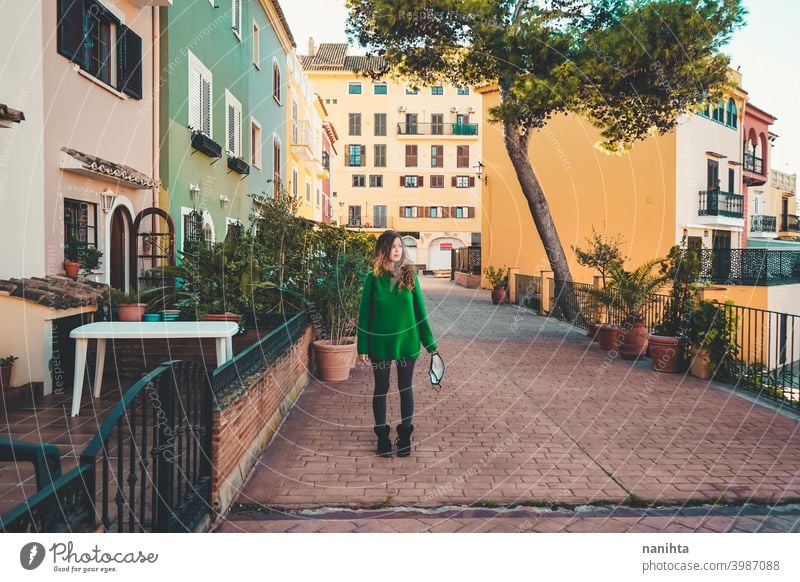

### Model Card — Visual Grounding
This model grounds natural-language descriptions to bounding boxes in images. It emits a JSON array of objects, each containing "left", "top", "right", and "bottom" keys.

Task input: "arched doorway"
[{"left": 109, "top": 206, "right": 134, "bottom": 291}]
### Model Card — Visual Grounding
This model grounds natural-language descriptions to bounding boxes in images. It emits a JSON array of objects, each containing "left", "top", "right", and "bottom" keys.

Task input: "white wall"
[{"left": 0, "top": 0, "right": 45, "bottom": 278}]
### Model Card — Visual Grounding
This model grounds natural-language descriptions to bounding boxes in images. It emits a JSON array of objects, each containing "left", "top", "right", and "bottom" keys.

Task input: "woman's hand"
[{"left": 359, "top": 354, "right": 370, "bottom": 365}]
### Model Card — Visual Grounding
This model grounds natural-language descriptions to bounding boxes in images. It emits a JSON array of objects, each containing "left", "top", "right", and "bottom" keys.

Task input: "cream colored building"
[{"left": 300, "top": 41, "right": 482, "bottom": 270}]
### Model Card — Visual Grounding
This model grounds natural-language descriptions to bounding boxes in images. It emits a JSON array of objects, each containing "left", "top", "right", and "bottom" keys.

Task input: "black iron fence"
[
  {"left": 397, "top": 122, "right": 479, "bottom": 136},
  {"left": 751, "top": 214, "right": 777, "bottom": 233},
  {"left": 744, "top": 153, "right": 764, "bottom": 175},
  {"left": 1, "top": 361, "right": 213, "bottom": 533},
  {"left": 698, "top": 249, "right": 800, "bottom": 285},
  {"left": 698, "top": 189, "right": 744, "bottom": 218},
  {"left": 451, "top": 246, "right": 481, "bottom": 278},
  {"left": 515, "top": 274, "right": 541, "bottom": 310},
  {"left": 781, "top": 215, "right": 800, "bottom": 232}
]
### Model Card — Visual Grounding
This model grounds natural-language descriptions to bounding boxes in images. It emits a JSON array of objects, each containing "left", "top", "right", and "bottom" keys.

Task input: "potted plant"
[
  {"left": 64, "top": 254, "right": 81, "bottom": 279},
  {"left": 591, "top": 259, "right": 667, "bottom": 359},
  {"left": 80, "top": 246, "right": 103, "bottom": 277},
  {"left": 686, "top": 300, "right": 738, "bottom": 380},
  {"left": 483, "top": 265, "right": 509, "bottom": 305},
  {"left": 649, "top": 245, "right": 701, "bottom": 373},
  {"left": 0, "top": 355, "right": 18, "bottom": 390},
  {"left": 109, "top": 288, "right": 147, "bottom": 322},
  {"left": 573, "top": 228, "right": 623, "bottom": 340}
]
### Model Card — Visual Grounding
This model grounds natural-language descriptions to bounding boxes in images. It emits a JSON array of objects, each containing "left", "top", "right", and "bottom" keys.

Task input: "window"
[
  {"left": 374, "top": 113, "right": 387, "bottom": 136},
  {"left": 348, "top": 113, "right": 361, "bottom": 136},
  {"left": 252, "top": 20, "right": 260, "bottom": 67},
  {"left": 272, "top": 60, "right": 281, "bottom": 104},
  {"left": 348, "top": 82, "right": 362, "bottom": 94},
  {"left": 369, "top": 175, "right": 383, "bottom": 188},
  {"left": 316, "top": 189, "right": 321, "bottom": 207},
  {"left": 431, "top": 145, "right": 443, "bottom": 168},
  {"left": 430, "top": 175, "right": 444, "bottom": 188},
  {"left": 431, "top": 86, "right": 444, "bottom": 95},
  {"left": 232, "top": 0, "right": 242, "bottom": 39},
  {"left": 431, "top": 114, "right": 444, "bottom": 135},
  {"left": 454, "top": 206, "right": 473, "bottom": 218},
  {"left": 405, "top": 145, "right": 418, "bottom": 167},
  {"left": 726, "top": 98, "right": 737, "bottom": 129},
  {"left": 56, "top": 0, "right": 144, "bottom": 99},
  {"left": 457, "top": 86, "right": 470, "bottom": 95},
  {"left": 202, "top": 223, "right": 214, "bottom": 249},
  {"left": 728, "top": 167, "right": 735, "bottom": 194},
  {"left": 292, "top": 168, "right": 298, "bottom": 196},
  {"left": 405, "top": 85, "right": 419, "bottom": 95},
  {"left": 712, "top": 102, "right": 725, "bottom": 124},
  {"left": 348, "top": 205, "right": 361, "bottom": 226},
  {"left": 374, "top": 144, "right": 387, "bottom": 167},
  {"left": 63, "top": 199, "right": 97, "bottom": 261},
  {"left": 402, "top": 206, "right": 419, "bottom": 218},
  {"left": 429, "top": 206, "right": 444, "bottom": 218},
  {"left": 373, "top": 82, "right": 388, "bottom": 95},
  {"left": 306, "top": 181, "right": 311, "bottom": 202},
  {"left": 403, "top": 175, "right": 421, "bottom": 188},
  {"left": 189, "top": 52, "right": 213, "bottom": 136},
  {"left": 457, "top": 145, "right": 470, "bottom": 168},
  {"left": 225, "top": 90, "right": 242, "bottom": 157},
  {"left": 373, "top": 205, "right": 387, "bottom": 228},
  {"left": 273, "top": 138, "right": 281, "bottom": 197},
  {"left": 251, "top": 120, "right": 262, "bottom": 167},
  {"left": 455, "top": 175, "right": 473, "bottom": 188},
  {"left": 699, "top": 103, "right": 710, "bottom": 117},
  {"left": 352, "top": 174, "right": 366, "bottom": 187},
  {"left": 291, "top": 100, "right": 298, "bottom": 143},
  {"left": 347, "top": 144, "right": 365, "bottom": 166},
  {"left": 405, "top": 113, "right": 418, "bottom": 135},
  {"left": 456, "top": 113, "right": 470, "bottom": 126}
]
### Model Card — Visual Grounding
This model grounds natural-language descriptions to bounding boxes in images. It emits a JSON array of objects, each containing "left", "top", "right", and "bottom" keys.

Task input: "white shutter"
[
  {"left": 201, "top": 75, "right": 211, "bottom": 136},
  {"left": 190, "top": 68, "right": 201, "bottom": 130},
  {"left": 235, "top": 105, "right": 241, "bottom": 156},
  {"left": 233, "top": 0, "right": 241, "bottom": 36},
  {"left": 227, "top": 103, "right": 235, "bottom": 154}
]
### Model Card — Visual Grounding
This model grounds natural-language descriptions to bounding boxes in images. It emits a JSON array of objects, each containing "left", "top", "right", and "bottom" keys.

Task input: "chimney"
[{"left": 308, "top": 37, "right": 316, "bottom": 57}]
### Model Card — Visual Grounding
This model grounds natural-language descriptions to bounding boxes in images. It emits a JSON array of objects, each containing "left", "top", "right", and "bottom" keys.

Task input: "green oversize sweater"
[{"left": 357, "top": 270, "right": 438, "bottom": 360}]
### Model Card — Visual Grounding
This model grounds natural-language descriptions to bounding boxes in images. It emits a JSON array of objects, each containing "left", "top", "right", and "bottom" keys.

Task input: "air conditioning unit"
[
  {"left": 450, "top": 106, "right": 459, "bottom": 113},
  {"left": 467, "top": 106, "right": 476, "bottom": 113},
  {"left": 398, "top": 105, "right": 407, "bottom": 112}
]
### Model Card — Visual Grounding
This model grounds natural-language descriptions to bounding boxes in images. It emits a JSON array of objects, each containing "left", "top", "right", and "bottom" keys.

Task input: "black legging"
[{"left": 371, "top": 358, "right": 416, "bottom": 429}]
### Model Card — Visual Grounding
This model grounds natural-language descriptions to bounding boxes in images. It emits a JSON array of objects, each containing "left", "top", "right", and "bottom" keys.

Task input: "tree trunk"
[{"left": 502, "top": 120, "right": 580, "bottom": 323}]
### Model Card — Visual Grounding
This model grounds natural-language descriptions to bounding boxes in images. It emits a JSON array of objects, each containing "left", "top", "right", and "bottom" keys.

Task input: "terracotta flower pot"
[
  {"left": 587, "top": 322, "right": 600, "bottom": 341},
  {"left": 597, "top": 325, "right": 620, "bottom": 351},
  {"left": 690, "top": 345, "right": 713, "bottom": 380},
  {"left": 649, "top": 335, "right": 681, "bottom": 373},
  {"left": 491, "top": 286, "right": 507, "bottom": 305},
  {"left": 117, "top": 303, "right": 146, "bottom": 322},
  {"left": 313, "top": 339, "right": 357, "bottom": 381},
  {"left": 203, "top": 312, "right": 242, "bottom": 324},
  {"left": 619, "top": 318, "right": 649, "bottom": 360},
  {"left": 0, "top": 365, "right": 12, "bottom": 389},
  {"left": 64, "top": 260, "right": 80, "bottom": 279}
]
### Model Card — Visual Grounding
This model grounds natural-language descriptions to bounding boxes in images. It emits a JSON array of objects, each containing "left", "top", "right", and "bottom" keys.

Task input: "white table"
[{"left": 69, "top": 321, "right": 239, "bottom": 417}]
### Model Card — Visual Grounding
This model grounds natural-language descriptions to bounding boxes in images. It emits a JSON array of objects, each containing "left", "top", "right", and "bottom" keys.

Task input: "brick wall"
[{"left": 210, "top": 325, "right": 314, "bottom": 513}]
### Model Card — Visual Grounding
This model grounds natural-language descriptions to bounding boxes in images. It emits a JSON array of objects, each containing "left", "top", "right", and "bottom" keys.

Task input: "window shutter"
[
  {"left": 399, "top": 205, "right": 405, "bottom": 215},
  {"left": 451, "top": 176, "right": 457, "bottom": 187},
  {"left": 189, "top": 68, "right": 201, "bottom": 130},
  {"left": 236, "top": 107, "right": 242, "bottom": 157},
  {"left": 468, "top": 207, "right": 475, "bottom": 218},
  {"left": 400, "top": 176, "right": 405, "bottom": 187},
  {"left": 418, "top": 176, "right": 424, "bottom": 187},
  {"left": 57, "top": 0, "right": 86, "bottom": 67},
  {"left": 201, "top": 76, "right": 211, "bottom": 135},
  {"left": 118, "top": 25, "right": 143, "bottom": 99},
  {"left": 228, "top": 104, "right": 236, "bottom": 154},
  {"left": 469, "top": 176, "right": 476, "bottom": 187},
  {"left": 361, "top": 145, "right": 366, "bottom": 166},
  {"left": 443, "top": 207, "right": 450, "bottom": 218}
]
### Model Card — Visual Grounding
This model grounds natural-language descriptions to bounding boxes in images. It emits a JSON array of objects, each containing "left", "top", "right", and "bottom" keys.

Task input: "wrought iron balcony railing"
[
  {"left": 744, "top": 152, "right": 764, "bottom": 175},
  {"left": 750, "top": 214, "right": 777, "bottom": 233},
  {"left": 397, "top": 122, "right": 479, "bottom": 136},
  {"left": 698, "top": 248, "right": 800, "bottom": 285},
  {"left": 698, "top": 189, "right": 744, "bottom": 219},
  {"left": 781, "top": 215, "right": 800, "bottom": 232}
]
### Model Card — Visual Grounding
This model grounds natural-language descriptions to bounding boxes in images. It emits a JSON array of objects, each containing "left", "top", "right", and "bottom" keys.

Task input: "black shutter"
[
  {"left": 57, "top": 0, "right": 86, "bottom": 67},
  {"left": 118, "top": 25, "right": 143, "bottom": 99}
]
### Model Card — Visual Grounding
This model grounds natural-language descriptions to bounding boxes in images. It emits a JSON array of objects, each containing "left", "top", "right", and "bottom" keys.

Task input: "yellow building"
[
  {"left": 772, "top": 169, "right": 798, "bottom": 243},
  {"left": 300, "top": 41, "right": 483, "bottom": 270}
]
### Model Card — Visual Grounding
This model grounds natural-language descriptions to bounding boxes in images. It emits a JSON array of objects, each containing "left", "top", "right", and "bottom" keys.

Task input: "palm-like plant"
[{"left": 590, "top": 258, "right": 668, "bottom": 322}]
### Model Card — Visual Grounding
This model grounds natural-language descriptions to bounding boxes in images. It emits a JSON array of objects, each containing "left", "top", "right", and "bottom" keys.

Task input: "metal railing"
[
  {"left": 698, "top": 189, "right": 744, "bottom": 218},
  {"left": 781, "top": 215, "right": 800, "bottom": 232},
  {"left": 515, "top": 274, "right": 541, "bottom": 310},
  {"left": 1, "top": 361, "right": 213, "bottom": 533},
  {"left": 698, "top": 249, "right": 800, "bottom": 285},
  {"left": 751, "top": 214, "right": 777, "bottom": 233},
  {"left": 744, "top": 153, "right": 765, "bottom": 175},
  {"left": 212, "top": 311, "right": 309, "bottom": 402},
  {"left": 397, "top": 122, "right": 479, "bottom": 136},
  {"left": 451, "top": 246, "right": 481, "bottom": 278}
]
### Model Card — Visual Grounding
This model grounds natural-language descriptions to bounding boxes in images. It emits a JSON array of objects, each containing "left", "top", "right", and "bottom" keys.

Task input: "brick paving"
[{"left": 216, "top": 277, "right": 800, "bottom": 532}]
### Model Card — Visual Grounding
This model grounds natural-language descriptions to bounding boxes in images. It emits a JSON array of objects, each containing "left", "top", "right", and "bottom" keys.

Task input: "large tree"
[{"left": 346, "top": 0, "right": 744, "bottom": 320}]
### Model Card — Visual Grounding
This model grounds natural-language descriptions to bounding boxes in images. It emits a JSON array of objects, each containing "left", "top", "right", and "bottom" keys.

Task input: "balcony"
[
  {"left": 698, "top": 248, "right": 800, "bottom": 285},
  {"left": 744, "top": 152, "right": 767, "bottom": 186},
  {"left": 291, "top": 121, "right": 317, "bottom": 162},
  {"left": 780, "top": 215, "right": 800, "bottom": 234},
  {"left": 750, "top": 214, "right": 777, "bottom": 238},
  {"left": 397, "top": 122, "right": 479, "bottom": 137},
  {"left": 698, "top": 190, "right": 744, "bottom": 225}
]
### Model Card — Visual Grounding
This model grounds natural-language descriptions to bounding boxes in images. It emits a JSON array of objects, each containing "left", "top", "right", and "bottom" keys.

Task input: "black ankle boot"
[
  {"left": 374, "top": 425, "right": 392, "bottom": 457},
  {"left": 395, "top": 424, "right": 414, "bottom": 457}
]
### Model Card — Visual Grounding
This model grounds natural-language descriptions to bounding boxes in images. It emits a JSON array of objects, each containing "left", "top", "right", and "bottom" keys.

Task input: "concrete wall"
[{"left": 0, "top": 0, "right": 45, "bottom": 278}]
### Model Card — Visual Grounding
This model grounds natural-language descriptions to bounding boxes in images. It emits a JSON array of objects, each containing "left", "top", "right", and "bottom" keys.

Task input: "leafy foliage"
[
  {"left": 653, "top": 244, "right": 702, "bottom": 337},
  {"left": 687, "top": 300, "right": 739, "bottom": 380},
  {"left": 589, "top": 258, "right": 667, "bottom": 320},
  {"left": 572, "top": 227, "right": 623, "bottom": 287},
  {"left": 483, "top": 265, "right": 510, "bottom": 287}
]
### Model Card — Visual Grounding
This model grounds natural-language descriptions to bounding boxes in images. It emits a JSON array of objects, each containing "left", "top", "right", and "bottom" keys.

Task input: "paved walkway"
[{"left": 215, "top": 277, "right": 800, "bottom": 532}]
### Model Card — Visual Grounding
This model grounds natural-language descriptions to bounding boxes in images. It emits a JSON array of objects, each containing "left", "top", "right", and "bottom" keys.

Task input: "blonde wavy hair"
[{"left": 372, "top": 230, "right": 416, "bottom": 291}]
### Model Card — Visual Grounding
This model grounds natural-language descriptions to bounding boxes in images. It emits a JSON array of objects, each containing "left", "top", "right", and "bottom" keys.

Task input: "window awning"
[{"left": 59, "top": 147, "right": 159, "bottom": 190}]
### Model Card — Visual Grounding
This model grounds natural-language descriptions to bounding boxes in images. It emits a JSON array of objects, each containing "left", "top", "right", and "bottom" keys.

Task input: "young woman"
[{"left": 357, "top": 230, "right": 439, "bottom": 458}]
